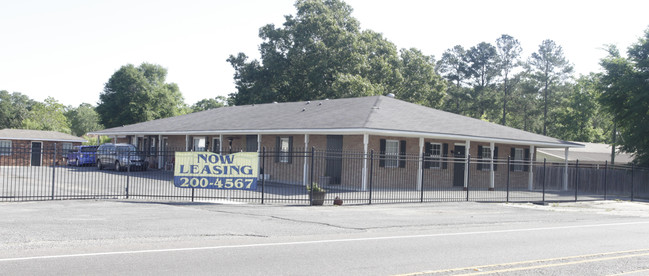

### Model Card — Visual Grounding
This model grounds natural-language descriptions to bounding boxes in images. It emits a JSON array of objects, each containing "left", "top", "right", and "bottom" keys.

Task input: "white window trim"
[
  {"left": 279, "top": 137, "right": 290, "bottom": 163},
  {"left": 429, "top": 142, "right": 442, "bottom": 169},
  {"left": 514, "top": 148, "right": 524, "bottom": 172},
  {"left": 62, "top": 143, "right": 73, "bottom": 153},
  {"left": 385, "top": 139, "right": 399, "bottom": 168},
  {"left": 0, "top": 140, "right": 11, "bottom": 156},
  {"left": 481, "top": 146, "right": 493, "bottom": 171}
]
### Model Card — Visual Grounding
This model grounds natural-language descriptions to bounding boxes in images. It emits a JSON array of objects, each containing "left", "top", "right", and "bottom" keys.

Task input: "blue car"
[{"left": 67, "top": 145, "right": 99, "bottom": 166}]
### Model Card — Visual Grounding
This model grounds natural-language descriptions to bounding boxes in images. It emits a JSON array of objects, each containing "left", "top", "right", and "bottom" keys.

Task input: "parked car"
[
  {"left": 66, "top": 145, "right": 99, "bottom": 167},
  {"left": 96, "top": 143, "right": 148, "bottom": 171}
]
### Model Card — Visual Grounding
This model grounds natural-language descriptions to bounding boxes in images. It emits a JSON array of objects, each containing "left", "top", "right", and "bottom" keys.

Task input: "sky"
[{"left": 1, "top": 0, "right": 648, "bottom": 107}]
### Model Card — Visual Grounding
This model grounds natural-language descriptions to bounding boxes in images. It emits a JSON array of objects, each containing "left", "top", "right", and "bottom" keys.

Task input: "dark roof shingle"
[
  {"left": 0, "top": 129, "right": 85, "bottom": 142},
  {"left": 93, "top": 96, "right": 577, "bottom": 147}
]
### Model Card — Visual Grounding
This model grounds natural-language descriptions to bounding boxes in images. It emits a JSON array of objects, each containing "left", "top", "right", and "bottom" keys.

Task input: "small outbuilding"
[
  {"left": 0, "top": 129, "right": 86, "bottom": 166},
  {"left": 537, "top": 141, "right": 633, "bottom": 165}
]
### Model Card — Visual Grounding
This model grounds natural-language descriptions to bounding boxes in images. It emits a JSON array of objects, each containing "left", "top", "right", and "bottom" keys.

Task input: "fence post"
[
  {"left": 125, "top": 150, "right": 130, "bottom": 199},
  {"left": 506, "top": 156, "right": 510, "bottom": 202},
  {"left": 309, "top": 147, "right": 315, "bottom": 205},
  {"left": 543, "top": 158, "right": 546, "bottom": 204},
  {"left": 466, "top": 154, "right": 471, "bottom": 202},
  {"left": 604, "top": 160, "right": 608, "bottom": 200},
  {"left": 191, "top": 188, "right": 195, "bottom": 202},
  {"left": 261, "top": 147, "right": 266, "bottom": 204},
  {"left": 420, "top": 151, "right": 425, "bottom": 203},
  {"left": 51, "top": 143, "right": 57, "bottom": 200},
  {"left": 369, "top": 150, "right": 373, "bottom": 205},
  {"left": 631, "top": 164, "right": 635, "bottom": 201},
  {"left": 574, "top": 160, "right": 579, "bottom": 202}
]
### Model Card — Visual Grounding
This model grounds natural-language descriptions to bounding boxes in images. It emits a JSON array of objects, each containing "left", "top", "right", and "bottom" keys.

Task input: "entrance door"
[
  {"left": 324, "top": 135, "right": 343, "bottom": 185},
  {"left": 453, "top": 145, "right": 465, "bottom": 187},
  {"left": 31, "top": 142, "right": 42, "bottom": 166}
]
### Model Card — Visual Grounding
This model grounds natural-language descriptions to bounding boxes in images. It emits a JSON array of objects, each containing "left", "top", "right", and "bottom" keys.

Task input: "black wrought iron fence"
[{"left": 0, "top": 145, "right": 647, "bottom": 204}]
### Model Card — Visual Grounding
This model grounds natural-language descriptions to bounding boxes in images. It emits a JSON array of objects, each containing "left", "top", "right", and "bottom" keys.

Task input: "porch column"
[
  {"left": 219, "top": 134, "right": 223, "bottom": 153},
  {"left": 157, "top": 134, "right": 163, "bottom": 169},
  {"left": 417, "top": 137, "right": 424, "bottom": 191},
  {"left": 489, "top": 142, "right": 495, "bottom": 190},
  {"left": 528, "top": 145, "right": 535, "bottom": 191},
  {"left": 303, "top": 134, "right": 310, "bottom": 186},
  {"left": 257, "top": 134, "right": 262, "bottom": 153},
  {"left": 563, "top": 147, "right": 569, "bottom": 191},
  {"left": 112, "top": 136, "right": 117, "bottom": 144},
  {"left": 185, "top": 135, "right": 189, "bottom": 151},
  {"left": 96, "top": 136, "right": 100, "bottom": 145},
  {"left": 464, "top": 140, "right": 470, "bottom": 189},
  {"left": 362, "top": 134, "right": 369, "bottom": 191}
]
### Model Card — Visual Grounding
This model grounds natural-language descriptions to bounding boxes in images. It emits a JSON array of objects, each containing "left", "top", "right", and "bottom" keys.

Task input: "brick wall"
[{"left": 0, "top": 140, "right": 82, "bottom": 166}]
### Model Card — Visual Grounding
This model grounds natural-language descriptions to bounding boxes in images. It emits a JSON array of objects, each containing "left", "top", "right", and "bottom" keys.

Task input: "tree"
[
  {"left": 547, "top": 74, "right": 611, "bottom": 142},
  {"left": 436, "top": 45, "right": 469, "bottom": 88},
  {"left": 496, "top": 34, "right": 522, "bottom": 125},
  {"left": 599, "top": 30, "right": 649, "bottom": 166},
  {"left": 227, "top": 0, "right": 444, "bottom": 106},
  {"left": 22, "top": 97, "right": 71, "bottom": 134},
  {"left": 0, "top": 91, "right": 34, "bottom": 129},
  {"left": 97, "top": 63, "right": 186, "bottom": 128},
  {"left": 65, "top": 103, "right": 104, "bottom": 136},
  {"left": 506, "top": 70, "right": 543, "bottom": 133},
  {"left": 191, "top": 96, "right": 228, "bottom": 112},
  {"left": 436, "top": 45, "right": 473, "bottom": 115},
  {"left": 396, "top": 48, "right": 446, "bottom": 108},
  {"left": 528, "top": 39, "right": 573, "bottom": 135},
  {"left": 464, "top": 42, "right": 500, "bottom": 119}
]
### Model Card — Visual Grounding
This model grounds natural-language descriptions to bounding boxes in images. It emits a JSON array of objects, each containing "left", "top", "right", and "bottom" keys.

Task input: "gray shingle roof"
[
  {"left": 538, "top": 142, "right": 633, "bottom": 163},
  {"left": 0, "top": 129, "right": 86, "bottom": 142},
  {"left": 92, "top": 96, "right": 579, "bottom": 148}
]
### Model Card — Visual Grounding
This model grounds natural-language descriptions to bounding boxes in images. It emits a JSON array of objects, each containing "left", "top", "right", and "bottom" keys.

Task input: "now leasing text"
[{"left": 173, "top": 152, "right": 259, "bottom": 190}]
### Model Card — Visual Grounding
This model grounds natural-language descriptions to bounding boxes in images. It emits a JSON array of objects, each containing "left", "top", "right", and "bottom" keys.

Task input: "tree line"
[{"left": 1, "top": 0, "right": 646, "bottom": 166}]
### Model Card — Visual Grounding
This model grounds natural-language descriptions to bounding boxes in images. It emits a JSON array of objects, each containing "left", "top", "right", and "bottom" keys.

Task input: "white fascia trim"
[{"left": 90, "top": 128, "right": 582, "bottom": 148}]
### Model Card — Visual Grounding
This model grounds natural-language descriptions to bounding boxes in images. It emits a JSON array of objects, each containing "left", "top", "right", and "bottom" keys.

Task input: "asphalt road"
[{"left": 1, "top": 200, "right": 649, "bottom": 275}]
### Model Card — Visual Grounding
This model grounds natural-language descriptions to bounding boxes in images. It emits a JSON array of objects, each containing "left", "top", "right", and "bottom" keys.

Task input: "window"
[
  {"left": 514, "top": 148, "right": 524, "bottom": 171},
  {"left": 428, "top": 143, "right": 442, "bottom": 169},
  {"left": 150, "top": 137, "right": 157, "bottom": 156},
  {"left": 275, "top": 136, "right": 293, "bottom": 163},
  {"left": 193, "top": 137, "right": 206, "bottom": 151},
  {"left": 62, "top": 143, "right": 73, "bottom": 154},
  {"left": 279, "top": 137, "right": 290, "bottom": 163},
  {"left": 481, "top": 146, "right": 492, "bottom": 171},
  {"left": 380, "top": 139, "right": 406, "bottom": 168},
  {"left": 0, "top": 140, "right": 11, "bottom": 156},
  {"left": 384, "top": 140, "right": 399, "bottom": 168}
]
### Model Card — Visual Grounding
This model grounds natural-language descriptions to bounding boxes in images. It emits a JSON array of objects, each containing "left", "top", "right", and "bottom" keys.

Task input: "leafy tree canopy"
[
  {"left": 228, "top": 0, "right": 444, "bottom": 107},
  {"left": 0, "top": 90, "right": 34, "bottom": 129},
  {"left": 191, "top": 96, "right": 228, "bottom": 112},
  {"left": 527, "top": 39, "right": 574, "bottom": 135},
  {"left": 22, "top": 97, "right": 71, "bottom": 134},
  {"left": 65, "top": 103, "right": 104, "bottom": 136},
  {"left": 97, "top": 63, "right": 186, "bottom": 128},
  {"left": 599, "top": 28, "right": 649, "bottom": 166}
]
